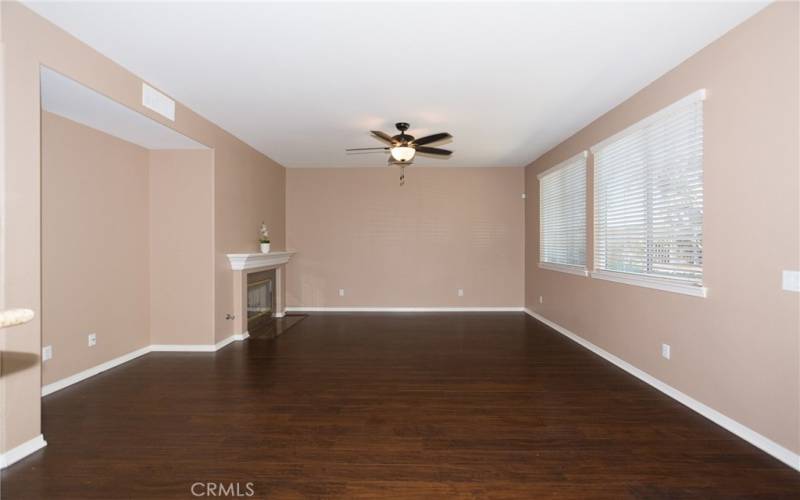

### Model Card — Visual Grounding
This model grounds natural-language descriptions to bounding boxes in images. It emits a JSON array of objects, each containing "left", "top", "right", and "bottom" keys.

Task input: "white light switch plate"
[
  {"left": 782, "top": 270, "right": 800, "bottom": 292},
  {"left": 42, "top": 345, "right": 52, "bottom": 361},
  {"left": 88, "top": 333, "right": 97, "bottom": 347},
  {"left": 338, "top": 288, "right": 345, "bottom": 297},
  {"left": 661, "top": 344, "right": 671, "bottom": 360},
  {"left": 457, "top": 289, "right": 464, "bottom": 297}
]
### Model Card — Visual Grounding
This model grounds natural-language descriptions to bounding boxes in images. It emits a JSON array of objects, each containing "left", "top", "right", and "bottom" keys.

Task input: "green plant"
[{"left": 259, "top": 222, "right": 270, "bottom": 244}]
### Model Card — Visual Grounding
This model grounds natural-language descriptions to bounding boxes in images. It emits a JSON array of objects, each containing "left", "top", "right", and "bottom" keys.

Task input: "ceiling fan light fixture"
[{"left": 390, "top": 146, "right": 415, "bottom": 163}]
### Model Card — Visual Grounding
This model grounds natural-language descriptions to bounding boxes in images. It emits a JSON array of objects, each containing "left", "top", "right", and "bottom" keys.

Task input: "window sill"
[
  {"left": 590, "top": 270, "right": 707, "bottom": 298},
  {"left": 538, "top": 262, "right": 589, "bottom": 277}
]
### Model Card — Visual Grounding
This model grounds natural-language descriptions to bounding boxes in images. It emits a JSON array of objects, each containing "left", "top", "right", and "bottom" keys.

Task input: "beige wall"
[
  {"left": 0, "top": 1, "right": 286, "bottom": 452},
  {"left": 287, "top": 167, "right": 524, "bottom": 308},
  {"left": 149, "top": 150, "right": 215, "bottom": 346},
  {"left": 42, "top": 112, "right": 151, "bottom": 385},
  {"left": 524, "top": 2, "right": 799, "bottom": 454},
  {"left": 214, "top": 147, "right": 285, "bottom": 342},
  {"left": 43, "top": 116, "right": 216, "bottom": 383}
]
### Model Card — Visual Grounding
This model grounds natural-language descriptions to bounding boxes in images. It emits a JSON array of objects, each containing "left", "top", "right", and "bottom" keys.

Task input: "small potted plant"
[{"left": 259, "top": 222, "right": 270, "bottom": 254}]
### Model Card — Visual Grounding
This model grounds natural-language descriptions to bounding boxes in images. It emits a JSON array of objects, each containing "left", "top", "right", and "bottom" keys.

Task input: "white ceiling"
[
  {"left": 27, "top": 1, "right": 767, "bottom": 168},
  {"left": 41, "top": 67, "right": 208, "bottom": 150}
]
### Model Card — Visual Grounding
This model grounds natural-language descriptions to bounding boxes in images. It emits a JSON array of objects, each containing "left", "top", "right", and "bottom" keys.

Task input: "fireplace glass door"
[{"left": 248, "top": 279, "right": 273, "bottom": 320}]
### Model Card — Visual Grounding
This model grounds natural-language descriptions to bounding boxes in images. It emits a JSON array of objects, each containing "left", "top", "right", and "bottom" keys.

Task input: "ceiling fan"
[{"left": 346, "top": 122, "right": 452, "bottom": 184}]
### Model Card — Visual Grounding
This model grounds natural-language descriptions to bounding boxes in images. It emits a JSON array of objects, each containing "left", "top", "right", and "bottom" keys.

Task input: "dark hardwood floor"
[{"left": 2, "top": 313, "right": 798, "bottom": 499}]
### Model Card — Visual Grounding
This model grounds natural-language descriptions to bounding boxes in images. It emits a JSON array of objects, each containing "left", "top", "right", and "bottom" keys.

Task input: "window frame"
[
  {"left": 538, "top": 151, "right": 589, "bottom": 277},
  {"left": 590, "top": 89, "right": 707, "bottom": 298}
]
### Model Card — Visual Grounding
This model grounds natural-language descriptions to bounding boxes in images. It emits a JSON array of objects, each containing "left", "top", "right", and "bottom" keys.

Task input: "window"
[
  {"left": 592, "top": 90, "right": 706, "bottom": 297},
  {"left": 538, "top": 151, "right": 587, "bottom": 276}
]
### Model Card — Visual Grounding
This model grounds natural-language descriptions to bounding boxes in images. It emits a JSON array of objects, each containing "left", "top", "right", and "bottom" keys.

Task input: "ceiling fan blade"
[
  {"left": 370, "top": 131, "right": 396, "bottom": 145},
  {"left": 412, "top": 132, "right": 452, "bottom": 146},
  {"left": 415, "top": 146, "right": 452, "bottom": 156},
  {"left": 346, "top": 147, "right": 389, "bottom": 151}
]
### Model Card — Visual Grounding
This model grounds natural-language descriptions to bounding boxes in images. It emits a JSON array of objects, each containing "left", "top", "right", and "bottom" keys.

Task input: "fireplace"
[
  {"left": 247, "top": 269, "right": 275, "bottom": 334},
  {"left": 226, "top": 251, "right": 294, "bottom": 339}
]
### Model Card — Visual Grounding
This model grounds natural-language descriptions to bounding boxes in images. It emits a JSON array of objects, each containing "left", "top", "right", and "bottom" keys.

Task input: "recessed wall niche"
[{"left": 40, "top": 68, "right": 214, "bottom": 385}]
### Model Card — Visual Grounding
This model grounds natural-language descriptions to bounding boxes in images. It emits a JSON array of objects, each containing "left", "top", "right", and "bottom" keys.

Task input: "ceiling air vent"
[{"left": 142, "top": 83, "right": 175, "bottom": 121}]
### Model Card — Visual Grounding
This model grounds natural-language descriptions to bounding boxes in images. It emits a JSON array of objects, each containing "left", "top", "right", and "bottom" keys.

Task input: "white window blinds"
[
  {"left": 538, "top": 152, "right": 587, "bottom": 274},
  {"left": 592, "top": 90, "right": 705, "bottom": 295}
]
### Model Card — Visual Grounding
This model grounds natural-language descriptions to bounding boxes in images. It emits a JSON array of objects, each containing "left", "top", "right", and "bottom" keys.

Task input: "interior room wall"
[
  {"left": 41, "top": 112, "right": 151, "bottom": 386},
  {"left": 149, "top": 150, "right": 215, "bottom": 346},
  {"left": 0, "top": 1, "right": 286, "bottom": 453},
  {"left": 524, "top": 1, "right": 799, "bottom": 455},
  {"left": 286, "top": 167, "right": 524, "bottom": 308},
  {"left": 213, "top": 147, "right": 285, "bottom": 342}
]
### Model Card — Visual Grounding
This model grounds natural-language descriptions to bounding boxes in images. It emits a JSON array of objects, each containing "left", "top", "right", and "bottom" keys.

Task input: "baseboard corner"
[
  {"left": 43, "top": 334, "right": 255, "bottom": 398},
  {"left": 42, "top": 345, "right": 152, "bottom": 397},
  {"left": 0, "top": 434, "right": 47, "bottom": 469}
]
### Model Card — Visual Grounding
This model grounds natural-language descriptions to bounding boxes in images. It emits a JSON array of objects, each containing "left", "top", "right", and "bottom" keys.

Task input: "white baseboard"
[
  {"left": 523, "top": 308, "right": 800, "bottom": 472},
  {"left": 42, "top": 334, "right": 252, "bottom": 397},
  {"left": 35, "top": 309, "right": 797, "bottom": 472},
  {"left": 0, "top": 434, "right": 46, "bottom": 468},
  {"left": 42, "top": 346, "right": 151, "bottom": 396},
  {"left": 273, "top": 311, "right": 286, "bottom": 318},
  {"left": 150, "top": 344, "right": 216, "bottom": 352},
  {"left": 285, "top": 306, "right": 525, "bottom": 313},
  {"left": 214, "top": 331, "right": 249, "bottom": 351}
]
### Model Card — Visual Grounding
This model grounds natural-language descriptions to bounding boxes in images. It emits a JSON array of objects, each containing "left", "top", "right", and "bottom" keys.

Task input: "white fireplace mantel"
[{"left": 226, "top": 251, "right": 295, "bottom": 271}]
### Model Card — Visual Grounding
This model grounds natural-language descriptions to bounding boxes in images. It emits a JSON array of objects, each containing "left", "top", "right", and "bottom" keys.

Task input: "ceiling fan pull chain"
[{"left": 400, "top": 165, "right": 405, "bottom": 186}]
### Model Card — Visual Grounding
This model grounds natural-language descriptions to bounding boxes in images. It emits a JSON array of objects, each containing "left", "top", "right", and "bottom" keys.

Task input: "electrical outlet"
[
  {"left": 42, "top": 345, "right": 52, "bottom": 361},
  {"left": 338, "top": 288, "right": 345, "bottom": 297},
  {"left": 88, "top": 333, "right": 97, "bottom": 347},
  {"left": 539, "top": 296, "right": 543, "bottom": 304},
  {"left": 661, "top": 343, "right": 671, "bottom": 360},
  {"left": 457, "top": 288, "right": 464, "bottom": 297}
]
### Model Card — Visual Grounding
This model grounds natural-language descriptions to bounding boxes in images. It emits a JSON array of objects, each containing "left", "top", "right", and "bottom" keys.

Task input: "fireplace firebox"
[{"left": 247, "top": 269, "right": 275, "bottom": 334}]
